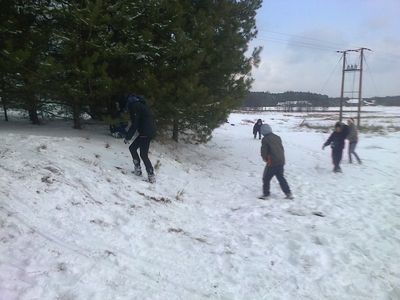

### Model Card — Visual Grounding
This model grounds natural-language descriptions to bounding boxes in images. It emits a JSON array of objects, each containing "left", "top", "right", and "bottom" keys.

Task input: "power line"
[
  {"left": 257, "top": 34, "right": 339, "bottom": 50},
  {"left": 257, "top": 29, "right": 400, "bottom": 63},
  {"left": 257, "top": 36, "right": 339, "bottom": 52},
  {"left": 318, "top": 55, "right": 343, "bottom": 95},
  {"left": 363, "top": 53, "right": 380, "bottom": 97},
  {"left": 259, "top": 29, "right": 349, "bottom": 49}
]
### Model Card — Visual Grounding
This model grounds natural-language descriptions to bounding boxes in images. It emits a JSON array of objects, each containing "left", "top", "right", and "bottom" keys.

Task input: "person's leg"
[
  {"left": 262, "top": 166, "right": 275, "bottom": 196},
  {"left": 258, "top": 130, "right": 261, "bottom": 139},
  {"left": 254, "top": 133, "right": 257, "bottom": 139},
  {"left": 335, "top": 149, "right": 343, "bottom": 172},
  {"left": 331, "top": 150, "right": 337, "bottom": 171},
  {"left": 348, "top": 142, "right": 353, "bottom": 163},
  {"left": 129, "top": 137, "right": 141, "bottom": 165},
  {"left": 332, "top": 149, "right": 340, "bottom": 172},
  {"left": 352, "top": 142, "right": 361, "bottom": 163},
  {"left": 139, "top": 137, "right": 154, "bottom": 175},
  {"left": 275, "top": 165, "right": 291, "bottom": 195}
]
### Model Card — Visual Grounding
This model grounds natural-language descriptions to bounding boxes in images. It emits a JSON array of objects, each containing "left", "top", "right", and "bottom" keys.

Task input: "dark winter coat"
[
  {"left": 324, "top": 125, "right": 349, "bottom": 150},
  {"left": 126, "top": 99, "right": 156, "bottom": 140},
  {"left": 347, "top": 123, "right": 358, "bottom": 143},
  {"left": 261, "top": 133, "right": 285, "bottom": 167},
  {"left": 253, "top": 120, "right": 262, "bottom": 134}
]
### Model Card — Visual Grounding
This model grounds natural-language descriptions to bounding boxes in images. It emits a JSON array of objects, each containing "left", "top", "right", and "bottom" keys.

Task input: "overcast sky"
[{"left": 250, "top": 0, "right": 400, "bottom": 97}]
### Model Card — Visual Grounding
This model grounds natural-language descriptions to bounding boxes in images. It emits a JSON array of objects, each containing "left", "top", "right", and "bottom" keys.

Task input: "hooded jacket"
[
  {"left": 324, "top": 123, "right": 349, "bottom": 150},
  {"left": 260, "top": 124, "right": 285, "bottom": 166},
  {"left": 347, "top": 123, "right": 358, "bottom": 143},
  {"left": 125, "top": 96, "right": 156, "bottom": 140}
]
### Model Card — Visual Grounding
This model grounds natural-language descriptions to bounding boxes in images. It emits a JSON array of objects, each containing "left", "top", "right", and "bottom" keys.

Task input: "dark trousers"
[
  {"left": 254, "top": 131, "right": 261, "bottom": 139},
  {"left": 263, "top": 165, "right": 291, "bottom": 196},
  {"left": 348, "top": 142, "right": 361, "bottom": 163},
  {"left": 332, "top": 148, "right": 343, "bottom": 171},
  {"left": 129, "top": 136, "right": 154, "bottom": 174}
]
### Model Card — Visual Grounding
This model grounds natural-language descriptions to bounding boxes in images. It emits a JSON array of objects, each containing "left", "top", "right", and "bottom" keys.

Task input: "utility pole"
[
  {"left": 357, "top": 47, "right": 371, "bottom": 128},
  {"left": 336, "top": 48, "right": 371, "bottom": 126},
  {"left": 337, "top": 50, "right": 347, "bottom": 122}
]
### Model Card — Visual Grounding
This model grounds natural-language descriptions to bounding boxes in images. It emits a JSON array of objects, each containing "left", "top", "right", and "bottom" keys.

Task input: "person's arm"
[
  {"left": 323, "top": 132, "right": 334, "bottom": 149},
  {"left": 261, "top": 139, "right": 269, "bottom": 162},
  {"left": 342, "top": 124, "right": 350, "bottom": 138},
  {"left": 125, "top": 104, "right": 140, "bottom": 140}
]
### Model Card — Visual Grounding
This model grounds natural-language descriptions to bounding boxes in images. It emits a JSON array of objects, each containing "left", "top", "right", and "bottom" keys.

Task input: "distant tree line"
[
  {"left": 369, "top": 96, "right": 400, "bottom": 106},
  {"left": 243, "top": 91, "right": 330, "bottom": 108},
  {"left": 0, "top": 0, "right": 262, "bottom": 142},
  {"left": 243, "top": 92, "right": 400, "bottom": 107}
]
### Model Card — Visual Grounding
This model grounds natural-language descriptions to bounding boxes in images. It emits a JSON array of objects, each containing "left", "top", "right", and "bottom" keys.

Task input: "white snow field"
[{"left": 1, "top": 109, "right": 400, "bottom": 300}]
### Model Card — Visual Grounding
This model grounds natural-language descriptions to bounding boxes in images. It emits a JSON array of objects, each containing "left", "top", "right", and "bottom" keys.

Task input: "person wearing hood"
[
  {"left": 253, "top": 119, "right": 263, "bottom": 139},
  {"left": 322, "top": 121, "right": 349, "bottom": 173},
  {"left": 259, "top": 124, "right": 293, "bottom": 200},
  {"left": 124, "top": 95, "right": 156, "bottom": 183},
  {"left": 346, "top": 118, "right": 362, "bottom": 164}
]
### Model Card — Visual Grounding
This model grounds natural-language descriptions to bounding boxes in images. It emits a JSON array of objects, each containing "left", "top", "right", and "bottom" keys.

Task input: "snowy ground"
[{"left": 1, "top": 109, "right": 400, "bottom": 300}]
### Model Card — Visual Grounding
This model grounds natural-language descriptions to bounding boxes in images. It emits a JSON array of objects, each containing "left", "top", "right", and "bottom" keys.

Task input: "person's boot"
[
  {"left": 334, "top": 166, "right": 342, "bottom": 173},
  {"left": 285, "top": 193, "right": 294, "bottom": 200},
  {"left": 147, "top": 169, "right": 156, "bottom": 183},
  {"left": 148, "top": 175, "right": 156, "bottom": 183},
  {"left": 258, "top": 194, "right": 270, "bottom": 200},
  {"left": 133, "top": 160, "right": 142, "bottom": 176}
]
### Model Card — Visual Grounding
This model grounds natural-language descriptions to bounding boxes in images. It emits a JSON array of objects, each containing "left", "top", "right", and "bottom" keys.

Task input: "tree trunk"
[
  {"left": 28, "top": 97, "right": 40, "bottom": 125},
  {"left": 72, "top": 102, "right": 81, "bottom": 129},
  {"left": 172, "top": 118, "right": 179, "bottom": 142},
  {"left": 2, "top": 99, "right": 8, "bottom": 121}
]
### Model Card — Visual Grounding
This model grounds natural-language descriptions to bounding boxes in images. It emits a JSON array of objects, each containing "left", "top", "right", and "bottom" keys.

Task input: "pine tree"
[
  {"left": 1, "top": 0, "right": 262, "bottom": 138},
  {"left": 0, "top": 0, "right": 52, "bottom": 124},
  {"left": 145, "top": 0, "right": 262, "bottom": 142},
  {"left": 48, "top": 1, "right": 164, "bottom": 128}
]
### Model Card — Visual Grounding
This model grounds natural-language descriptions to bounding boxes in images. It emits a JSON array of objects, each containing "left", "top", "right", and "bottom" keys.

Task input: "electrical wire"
[
  {"left": 363, "top": 53, "right": 381, "bottom": 97},
  {"left": 318, "top": 55, "right": 342, "bottom": 95},
  {"left": 259, "top": 29, "right": 349, "bottom": 49},
  {"left": 257, "top": 36, "right": 338, "bottom": 52}
]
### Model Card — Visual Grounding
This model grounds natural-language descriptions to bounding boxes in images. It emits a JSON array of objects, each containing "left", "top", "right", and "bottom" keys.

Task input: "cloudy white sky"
[{"left": 250, "top": 0, "right": 400, "bottom": 97}]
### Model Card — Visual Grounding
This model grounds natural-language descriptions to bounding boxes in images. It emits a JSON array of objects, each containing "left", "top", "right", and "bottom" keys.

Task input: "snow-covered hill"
[{"left": 1, "top": 112, "right": 400, "bottom": 300}]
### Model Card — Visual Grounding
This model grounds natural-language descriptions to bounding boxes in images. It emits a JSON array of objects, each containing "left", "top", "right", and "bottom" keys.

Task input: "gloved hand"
[{"left": 124, "top": 139, "right": 130, "bottom": 144}]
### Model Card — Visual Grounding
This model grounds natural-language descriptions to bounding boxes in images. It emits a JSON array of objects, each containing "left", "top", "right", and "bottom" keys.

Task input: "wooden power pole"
[
  {"left": 357, "top": 47, "right": 371, "bottom": 128},
  {"left": 337, "top": 50, "right": 347, "bottom": 122},
  {"left": 337, "top": 48, "right": 371, "bottom": 126}
]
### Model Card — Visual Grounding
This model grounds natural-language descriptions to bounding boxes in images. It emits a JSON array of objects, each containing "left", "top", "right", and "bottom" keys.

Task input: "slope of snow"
[{"left": 1, "top": 113, "right": 400, "bottom": 300}]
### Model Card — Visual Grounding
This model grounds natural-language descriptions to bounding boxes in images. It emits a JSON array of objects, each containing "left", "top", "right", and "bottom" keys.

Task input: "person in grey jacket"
[
  {"left": 347, "top": 118, "right": 361, "bottom": 164},
  {"left": 259, "top": 124, "right": 293, "bottom": 200}
]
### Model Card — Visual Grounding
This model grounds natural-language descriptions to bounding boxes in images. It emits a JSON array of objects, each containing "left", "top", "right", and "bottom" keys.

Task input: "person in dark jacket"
[
  {"left": 322, "top": 121, "right": 349, "bottom": 173},
  {"left": 253, "top": 119, "right": 263, "bottom": 139},
  {"left": 346, "top": 118, "right": 361, "bottom": 164},
  {"left": 259, "top": 124, "right": 293, "bottom": 200},
  {"left": 123, "top": 95, "right": 156, "bottom": 183}
]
